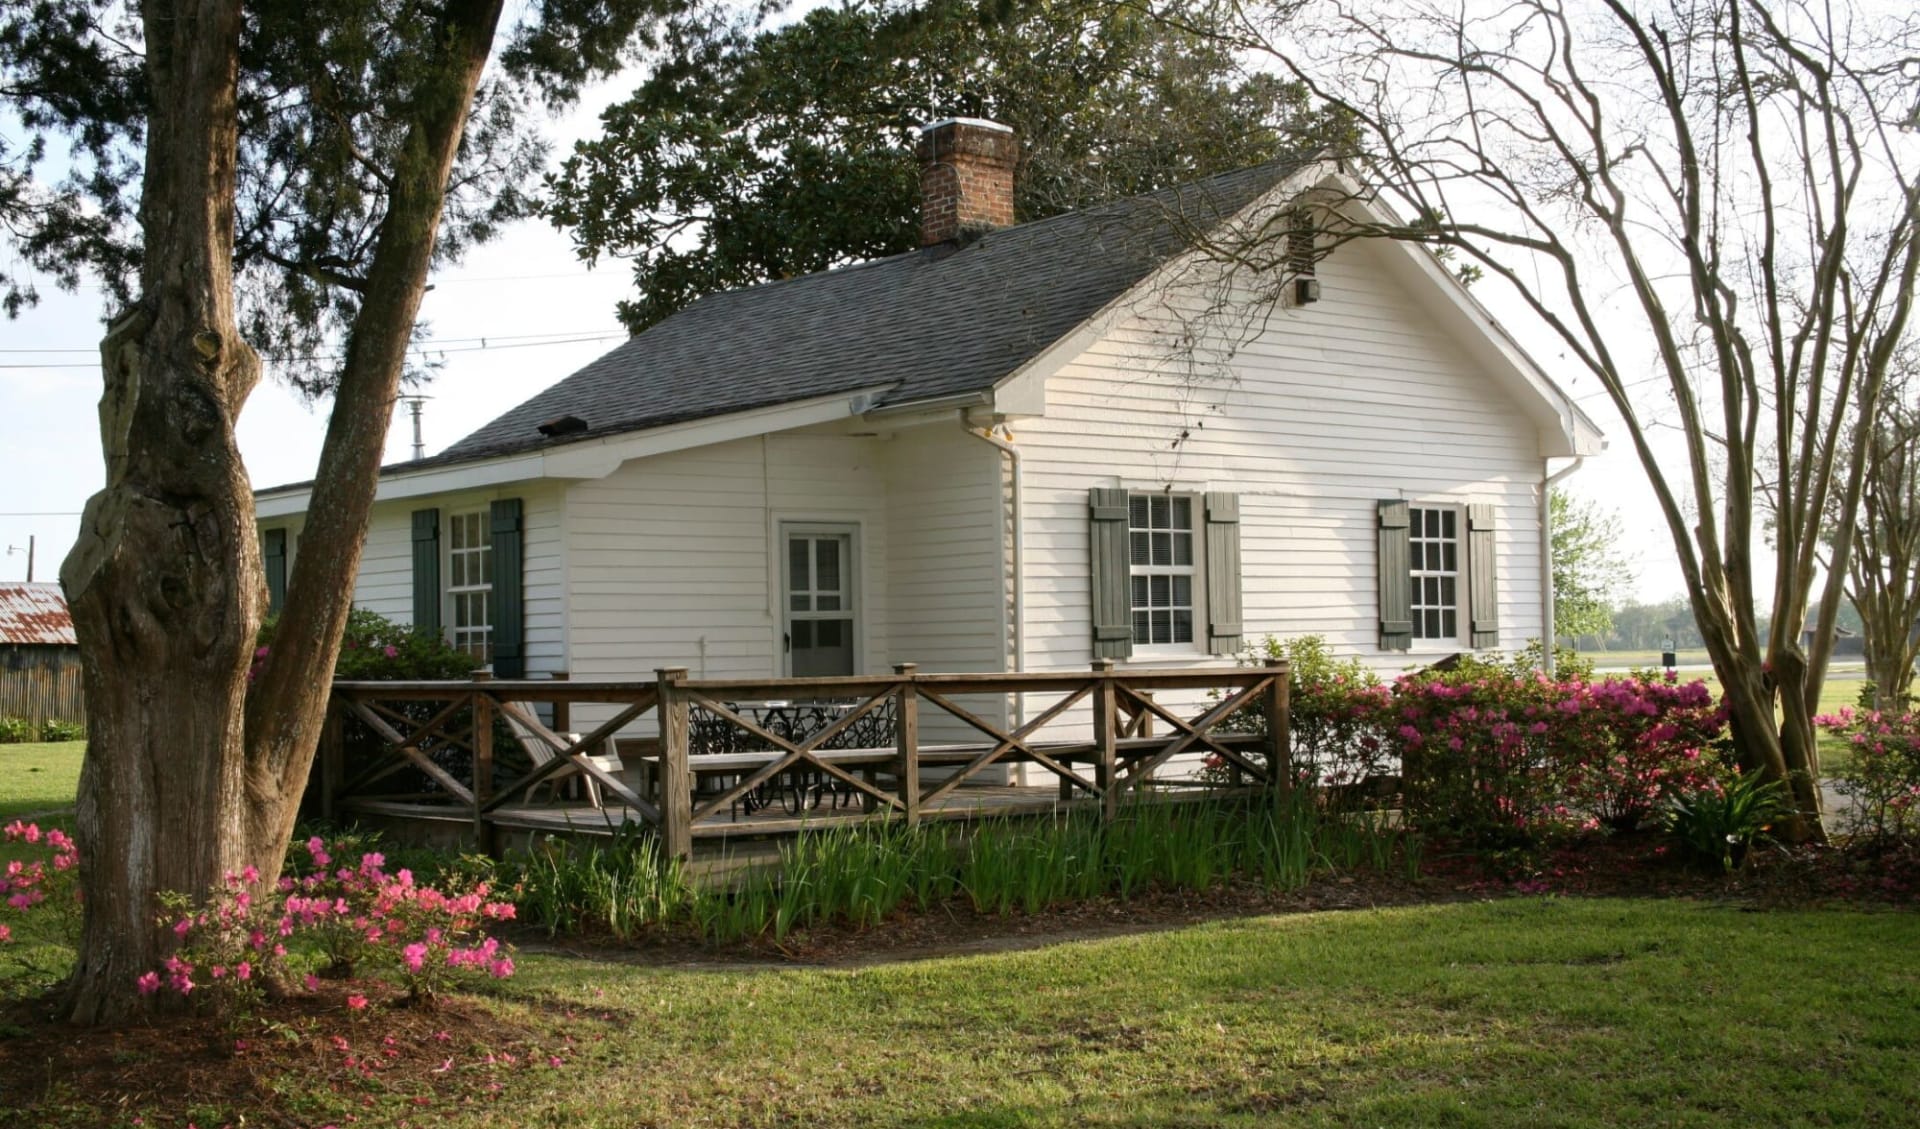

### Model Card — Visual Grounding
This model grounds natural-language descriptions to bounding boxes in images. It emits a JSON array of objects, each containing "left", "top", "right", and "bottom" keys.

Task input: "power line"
[
  {"left": 0, "top": 327, "right": 626, "bottom": 354},
  {"left": 0, "top": 511, "right": 83, "bottom": 517},
  {"left": 0, "top": 332, "right": 625, "bottom": 370}
]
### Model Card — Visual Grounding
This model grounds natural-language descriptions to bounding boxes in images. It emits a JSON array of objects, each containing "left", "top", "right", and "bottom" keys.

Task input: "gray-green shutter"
[
  {"left": 1467, "top": 503, "right": 1500, "bottom": 649},
  {"left": 490, "top": 498, "right": 525, "bottom": 678},
  {"left": 262, "top": 528, "right": 288, "bottom": 617},
  {"left": 410, "top": 508, "right": 440, "bottom": 636},
  {"left": 1204, "top": 492, "right": 1243, "bottom": 654},
  {"left": 1377, "top": 501, "right": 1412, "bottom": 651},
  {"left": 1089, "top": 487, "right": 1134, "bottom": 660}
]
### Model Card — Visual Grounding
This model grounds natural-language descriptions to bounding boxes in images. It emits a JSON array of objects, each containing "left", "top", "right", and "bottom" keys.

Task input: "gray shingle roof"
[{"left": 424, "top": 158, "right": 1307, "bottom": 472}]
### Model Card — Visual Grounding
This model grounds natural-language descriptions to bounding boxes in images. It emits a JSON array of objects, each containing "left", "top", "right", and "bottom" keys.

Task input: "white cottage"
[{"left": 257, "top": 120, "right": 1603, "bottom": 740}]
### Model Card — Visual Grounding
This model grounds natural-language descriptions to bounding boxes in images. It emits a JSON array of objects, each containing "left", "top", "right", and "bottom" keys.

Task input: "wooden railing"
[{"left": 322, "top": 659, "right": 1289, "bottom": 858}]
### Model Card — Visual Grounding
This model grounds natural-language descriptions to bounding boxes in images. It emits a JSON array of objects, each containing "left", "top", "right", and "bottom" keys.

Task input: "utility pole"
[{"left": 5, "top": 535, "right": 33, "bottom": 582}]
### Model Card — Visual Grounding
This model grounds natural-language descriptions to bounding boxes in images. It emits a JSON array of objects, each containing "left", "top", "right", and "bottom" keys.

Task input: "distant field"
[
  {"left": 1583, "top": 648, "right": 1869, "bottom": 675},
  {"left": 0, "top": 741, "right": 84, "bottom": 821}
]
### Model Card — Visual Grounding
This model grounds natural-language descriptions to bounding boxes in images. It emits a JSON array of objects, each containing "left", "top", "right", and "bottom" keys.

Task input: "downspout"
[
  {"left": 963, "top": 416, "right": 1026, "bottom": 747},
  {"left": 1541, "top": 455, "right": 1587, "bottom": 676}
]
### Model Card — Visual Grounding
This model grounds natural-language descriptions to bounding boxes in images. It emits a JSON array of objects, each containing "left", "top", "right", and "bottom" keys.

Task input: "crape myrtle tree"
[
  {"left": 0, "top": 0, "right": 697, "bottom": 1022},
  {"left": 1209, "top": 0, "right": 1920, "bottom": 839},
  {"left": 544, "top": 0, "right": 1337, "bottom": 332},
  {"left": 1831, "top": 341, "right": 1920, "bottom": 707}
]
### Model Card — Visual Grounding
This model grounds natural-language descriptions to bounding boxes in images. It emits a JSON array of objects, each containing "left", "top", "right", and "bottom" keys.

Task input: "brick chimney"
[{"left": 917, "top": 118, "right": 1017, "bottom": 246}]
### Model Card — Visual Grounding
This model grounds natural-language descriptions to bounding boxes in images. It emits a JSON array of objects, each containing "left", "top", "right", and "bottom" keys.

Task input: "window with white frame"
[
  {"left": 446, "top": 510, "right": 493, "bottom": 663},
  {"left": 1408, "top": 506, "right": 1460, "bottom": 641},
  {"left": 1128, "top": 493, "right": 1196, "bottom": 646}
]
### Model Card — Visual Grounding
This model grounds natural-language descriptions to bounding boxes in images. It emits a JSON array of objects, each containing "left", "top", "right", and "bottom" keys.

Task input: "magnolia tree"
[
  {"left": 1212, "top": 0, "right": 1920, "bottom": 839},
  {"left": 2, "top": 0, "right": 694, "bottom": 1022}
]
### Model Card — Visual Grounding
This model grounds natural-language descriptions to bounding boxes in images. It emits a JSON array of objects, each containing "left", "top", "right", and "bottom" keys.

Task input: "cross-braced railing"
[{"left": 323, "top": 659, "right": 1289, "bottom": 858}]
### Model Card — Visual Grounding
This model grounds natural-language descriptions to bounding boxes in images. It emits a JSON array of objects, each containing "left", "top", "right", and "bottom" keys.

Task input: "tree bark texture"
[{"left": 57, "top": 0, "right": 507, "bottom": 1023}]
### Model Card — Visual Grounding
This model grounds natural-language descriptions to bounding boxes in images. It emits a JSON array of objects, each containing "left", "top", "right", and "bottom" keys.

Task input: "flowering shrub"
[
  {"left": 1820, "top": 708, "right": 1920, "bottom": 842},
  {"left": 0, "top": 820, "right": 80, "bottom": 944},
  {"left": 145, "top": 834, "right": 517, "bottom": 1010},
  {"left": 1387, "top": 662, "right": 1727, "bottom": 844},
  {"left": 1388, "top": 668, "right": 1570, "bottom": 845},
  {"left": 1216, "top": 636, "right": 1394, "bottom": 793},
  {"left": 1556, "top": 678, "right": 1726, "bottom": 831},
  {"left": 252, "top": 607, "right": 479, "bottom": 684}
]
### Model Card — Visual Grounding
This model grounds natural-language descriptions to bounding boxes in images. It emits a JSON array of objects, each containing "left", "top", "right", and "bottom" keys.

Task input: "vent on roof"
[{"left": 537, "top": 414, "right": 589, "bottom": 438}]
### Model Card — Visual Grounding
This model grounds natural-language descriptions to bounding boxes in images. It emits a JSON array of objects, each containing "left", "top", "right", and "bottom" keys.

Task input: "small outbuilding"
[{"left": 0, "top": 582, "right": 82, "bottom": 728}]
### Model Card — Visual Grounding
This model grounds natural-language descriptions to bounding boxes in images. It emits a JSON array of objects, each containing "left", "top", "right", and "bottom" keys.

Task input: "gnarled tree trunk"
[{"left": 58, "top": 0, "right": 508, "bottom": 1024}]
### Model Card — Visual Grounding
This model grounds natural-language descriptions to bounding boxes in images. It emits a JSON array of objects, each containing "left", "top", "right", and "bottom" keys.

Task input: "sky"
[{"left": 0, "top": 77, "right": 1694, "bottom": 603}]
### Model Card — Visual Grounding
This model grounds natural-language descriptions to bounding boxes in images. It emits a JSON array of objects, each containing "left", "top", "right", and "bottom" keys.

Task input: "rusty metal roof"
[{"left": 0, "top": 583, "right": 77, "bottom": 646}]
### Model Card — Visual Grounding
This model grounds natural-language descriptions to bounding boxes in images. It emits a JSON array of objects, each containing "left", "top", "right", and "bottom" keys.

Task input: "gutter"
[
  {"left": 1541, "top": 455, "right": 1587, "bottom": 676},
  {"left": 962, "top": 416, "right": 1026, "bottom": 746}
]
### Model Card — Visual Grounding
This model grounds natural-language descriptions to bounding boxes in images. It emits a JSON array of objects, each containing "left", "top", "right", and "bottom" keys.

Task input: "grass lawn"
[
  {"left": 0, "top": 741, "right": 83, "bottom": 822},
  {"left": 444, "top": 899, "right": 1920, "bottom": 1126},
  {"left": 6, "top": 897, "right": 1917, "bottom": 1126}
]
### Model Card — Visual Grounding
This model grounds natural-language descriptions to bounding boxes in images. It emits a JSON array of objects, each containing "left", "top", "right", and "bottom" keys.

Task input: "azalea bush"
[
  {"left": 1555, "top": 678, "right": 1726, "bottom": 831},
  {"left": 1388, "top": 665, "right": 1569, "bottom": 845},
  {"left": 253, "top": 607, "right": 479, "bottom": 684},
  {"left": 1217, "top": 636, "right": 1394, "bottom": 794},
  {"left": 131, "top": 834, "right": 517, "bottom": 1011},
  {"left": 1819, "top": 707, "right": 1920, "bottom": 842},
  {"left": 0, "top": 820, "right": 80, "bottom": 944}
]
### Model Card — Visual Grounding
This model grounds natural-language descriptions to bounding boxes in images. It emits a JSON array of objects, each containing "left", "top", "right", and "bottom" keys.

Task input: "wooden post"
[
  {"left": 1091, "top": 658, "right": 1118, "bottom": 822},
  {"left": 1265, "top": 658, "right": 1292, "bottom": 797},
  {"left": 893, "top": 663, "right": 920, "bottom": 827},
  {"left": 472, "top": 674, "right": 496, "bottom": 856},
  {"left": 319, "top": 698, "right": 344, "bottom": 822},
  {"left": 656, "top": 667, "right": 693, "bottom": 860},
  {"left": 550, "top": 670, "right": 570, "bottom": 735}
]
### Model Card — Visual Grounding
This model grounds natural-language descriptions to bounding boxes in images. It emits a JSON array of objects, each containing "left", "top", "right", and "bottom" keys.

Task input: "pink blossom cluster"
[
  {"left": 1822, "top": 708, "right": 1920, "bottom": 841},
  {"left": 141, "top": 834, "right": 516, "bottom": 1008},
  {"left": 0, "top": 821, "right": 79, "bottom": 943},
  {"left": 1380, "top": 671, "right": 1727, "bottom": 842}
]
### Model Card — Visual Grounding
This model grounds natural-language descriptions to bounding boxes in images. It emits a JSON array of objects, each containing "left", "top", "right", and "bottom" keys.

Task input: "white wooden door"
[{"left": 783, "top": 527, "right": 856, "bottom": 677}]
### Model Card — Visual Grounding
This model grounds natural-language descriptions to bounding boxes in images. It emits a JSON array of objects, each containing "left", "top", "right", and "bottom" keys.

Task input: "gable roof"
[
  {"left": 427, "top": 159, "right": 1311, "bottom": 469},
  {"left": 0, "top": 583, "right": 76, "bottom": 646}
]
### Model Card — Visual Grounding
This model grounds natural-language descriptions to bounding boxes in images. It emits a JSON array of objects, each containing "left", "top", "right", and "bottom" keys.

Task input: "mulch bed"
[
  {"left": 2, "top": 836, "right": 1914, "bottom": 1128},
  {"left": 0, "top": 979, "right": 600, "bottom": 1129}
]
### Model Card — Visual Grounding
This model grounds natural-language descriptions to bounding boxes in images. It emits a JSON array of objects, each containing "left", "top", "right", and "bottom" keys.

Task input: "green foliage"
[
  {"left": 505, "top": 793, "right": 1417, "bottom": 945},
  {"left": 1, "top": 0, "right": 692, "bottom": 382},
  {"left": 1663, "top": 770, "right": 1790, "bottom": 872},
  {"left": 1549, "top": 489, "right": 1635, "bottom": 642},
  {"left": 0, "top": 716, "right": 79, "bottom": 745},
  {"left": 1221, "top": 635, "right": 1392, "bottom": 792},
  {"left": 545, "top": 0, "right": 1343, "bottom": 332},
  {"left": 1823, "top": 708, "right": 1920, "bottom": 842},
  {"left": 255, "top": 607, "right": 479, "bottom": 682}
]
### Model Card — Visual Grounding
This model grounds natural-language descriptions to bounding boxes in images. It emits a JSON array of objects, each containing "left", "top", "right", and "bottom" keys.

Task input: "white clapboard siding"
[
  {"left": 562, "top": 430, "right": 892, "bottom": 734},
  {"left": 1018, "top": 236, "right": 1547, "bottom": 690},
  {"left": 882, "top": 424, "right": 1009, "bottom": 742}
]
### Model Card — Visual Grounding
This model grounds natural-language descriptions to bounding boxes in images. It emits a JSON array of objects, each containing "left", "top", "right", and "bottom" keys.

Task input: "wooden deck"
[{"left": 321, "top": 660, "right": 1289, "bottom": 857}]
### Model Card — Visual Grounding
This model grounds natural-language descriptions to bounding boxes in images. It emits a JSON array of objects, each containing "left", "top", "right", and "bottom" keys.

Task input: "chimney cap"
[{"left": 917, "top": 117, "right": 1014, "bottom": 136}]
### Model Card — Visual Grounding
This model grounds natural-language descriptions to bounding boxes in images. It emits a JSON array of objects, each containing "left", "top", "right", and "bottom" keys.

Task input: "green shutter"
[
  {"left": 262, "top": 527, "right": 287, "bottom": 617},
  {"left": 1204, "top": 492, "right": 1243, "bottom": 655},
  {"left": 490, "top": 498, "right": 525, "bottom": 678},
  {"left": 1089, "top": 487, "right": 1134, "bottom": 660},
  {"left": 411, "top": 508, "right": 440, "bottom": 636},
  {"left": 1378, "top": 501, "right": 1413, "bottom": 652},
  {"left": 1467, "top": 503, "right": 1500, "bottom": 649}
]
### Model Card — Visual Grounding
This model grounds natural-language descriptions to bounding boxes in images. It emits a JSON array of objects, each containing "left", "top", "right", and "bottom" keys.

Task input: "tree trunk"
[
  {"left": 56, "top": 0, "right": 508, "bottom": 1023},
  {"left": 59, "top": 0, "right": 260, "bottom": 1024}
]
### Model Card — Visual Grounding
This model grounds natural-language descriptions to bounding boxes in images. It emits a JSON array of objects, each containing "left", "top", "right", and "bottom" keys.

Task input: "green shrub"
[
  {"left": 0, "top": 717, "right": 34, "bottom": 744},
  {"left": 1662, "top": 769, "right": 1789, "bottom": 871},
  {"left": 1219, "top": 636, "right": 1393, "bottom": 792},
  {"left": 38, "top": 719, "right": 84, "bottom": 743},
  {"left": 1820, "top": 708, "right": 1920, "bottom": 842},
  {"left": 254, "top": 607, "right": 480, "bottom": 683}
]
